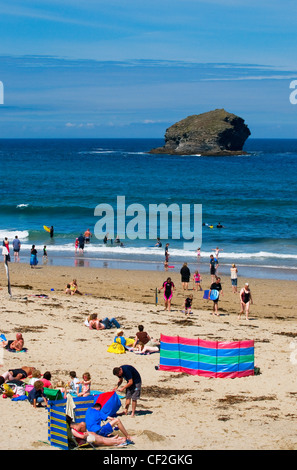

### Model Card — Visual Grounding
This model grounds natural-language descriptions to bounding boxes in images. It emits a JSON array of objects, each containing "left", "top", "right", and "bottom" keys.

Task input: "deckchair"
[{"left": 66, "top": 416, "right": 96, "bottom": 450}]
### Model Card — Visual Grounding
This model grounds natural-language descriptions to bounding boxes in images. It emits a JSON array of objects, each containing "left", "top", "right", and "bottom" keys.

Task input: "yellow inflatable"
[{"left": 3, "top": 384, "right": 14, "bottom": 397}]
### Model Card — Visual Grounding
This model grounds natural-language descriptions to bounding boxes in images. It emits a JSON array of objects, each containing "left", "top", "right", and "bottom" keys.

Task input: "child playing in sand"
[
  {"left": 193, "top": 270, "right": 202, "bottom": 291},
  {"left": 184, "top": 295, "right": 193, "bottom": 316},
  {"left": 78, "top": 372, "right": 91, "bottom": 397},
  {"left": 28, "top": 380, "right": 48, "bottom": 408},
  {"left": 65, "top": 284, "right": 72, "bottom": 294},
  {"left": 70, "top": 279, "right": 83, "bottom": 295}
]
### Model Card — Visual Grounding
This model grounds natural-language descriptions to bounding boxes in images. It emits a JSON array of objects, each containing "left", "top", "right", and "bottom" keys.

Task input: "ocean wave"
[
  {"left": 14, "top": 243, "right": 297, "bottom": 261},
  {"left": 0, "top": 229, "right": 29, "bottom": 240}
]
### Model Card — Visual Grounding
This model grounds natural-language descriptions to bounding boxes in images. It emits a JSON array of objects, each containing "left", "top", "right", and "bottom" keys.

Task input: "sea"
[{"left": 1, "top": 138, "right": 297, "bottom": 281}]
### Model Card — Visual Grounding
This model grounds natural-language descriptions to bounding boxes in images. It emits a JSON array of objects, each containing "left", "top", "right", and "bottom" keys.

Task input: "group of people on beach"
[
  {"left": 158, "top": 242, "right": 253, "bottom": 320},
  {"left": 0, "top": 359, "right": 139, "bottom": 447}
]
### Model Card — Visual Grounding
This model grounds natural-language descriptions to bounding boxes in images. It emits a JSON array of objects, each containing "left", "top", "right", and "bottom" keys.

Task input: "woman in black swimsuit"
[
  {"left": 159, "top": 277, "right": 175, "bottom": 312},
  {"left": 239, "top": 283, "right": 253, "bottom": 320}
]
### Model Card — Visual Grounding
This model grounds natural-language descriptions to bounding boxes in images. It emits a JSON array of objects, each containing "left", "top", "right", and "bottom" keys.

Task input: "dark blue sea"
[{"left": 1, "top": 138, "right": 297, "bottom": 280}]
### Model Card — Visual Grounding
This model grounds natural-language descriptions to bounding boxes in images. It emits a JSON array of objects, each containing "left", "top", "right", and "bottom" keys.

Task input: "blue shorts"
[
  {"left": 97, "top": 422, "right": 113, "bottom": 437},
  {"left": 231, "top": 279, "right": 237, "bottom": 286}
]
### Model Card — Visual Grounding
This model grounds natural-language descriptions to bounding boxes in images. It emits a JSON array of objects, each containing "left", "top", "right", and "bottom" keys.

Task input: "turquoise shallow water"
[{"left": 1, "top": 138, "right": 297, "bottom": 280}]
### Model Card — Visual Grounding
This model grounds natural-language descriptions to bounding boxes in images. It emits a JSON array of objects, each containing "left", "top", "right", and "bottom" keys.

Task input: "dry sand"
[{"left": 0, "top": 262, "right": 297, "bottom": 450}]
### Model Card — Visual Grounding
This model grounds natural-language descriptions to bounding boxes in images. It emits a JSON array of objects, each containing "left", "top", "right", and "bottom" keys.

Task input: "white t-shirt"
[
  {"left": 70, "top": 377, "right": 80, "bottom": 393},
  {"left": 230, "top": 267, "right": 238, "bottom": 279}
]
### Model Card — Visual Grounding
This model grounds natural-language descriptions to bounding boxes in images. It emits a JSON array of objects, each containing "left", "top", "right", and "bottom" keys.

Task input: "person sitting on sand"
[
  {"left": 28, "top": 380, "right": 48, "bottom": 408},
  {"left": 132, "top": 325, "right": 151, "bottom": 351},
  {"left": 40, "top": 371, "right": 53, "bottom": 388},
  {"left": 69, "top": 420, "right": 129, "bottom": 447},
  {"left": 68, "top": 371, "right": 81, "bottom": 395},
  {"left": 65, "top": 284, "right": 72, "bottom": 295},
  {"left": 55, "top": 380, "right": 67, "bottom": 398},
  {"left": 86, "top": 314, "right": 121, "bottom": 330},
  {"left": 29, "top": 369, "right": 42, "bottom": 386},
  {"left": 108, "top": 333, "right": 126, "bottom": 354},
  {"left": 70, "top": 279, "right": 83, "bottom": 295},
  {"left": 0, "top": 333, "right": 24, "bottom": 351},
  {"left": 107, "top": 329, "right": 135, "bottom": 354},
  {"left": 77, "top": 372, "right": 91, "bottom": 397}
]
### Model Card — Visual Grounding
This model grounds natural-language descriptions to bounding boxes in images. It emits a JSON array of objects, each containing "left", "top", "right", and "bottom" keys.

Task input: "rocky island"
[{"left": 149, "top": 109, "right": 251, "bottom": 156}]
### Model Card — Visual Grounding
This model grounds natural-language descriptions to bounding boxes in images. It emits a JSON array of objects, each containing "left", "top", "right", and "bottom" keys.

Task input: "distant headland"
[{"left": 149, "top": 108, "right": 251, "bottom": 156}]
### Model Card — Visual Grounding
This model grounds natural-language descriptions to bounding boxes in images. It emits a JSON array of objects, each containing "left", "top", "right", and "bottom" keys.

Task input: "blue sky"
[{"left": 0, "top": 0, "right": 296, "bottom": 138}]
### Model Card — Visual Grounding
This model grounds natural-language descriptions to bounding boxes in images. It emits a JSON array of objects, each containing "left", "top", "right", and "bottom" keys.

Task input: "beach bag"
[{"left": 43, "top": 388, "right": 63, "bottom": 401}]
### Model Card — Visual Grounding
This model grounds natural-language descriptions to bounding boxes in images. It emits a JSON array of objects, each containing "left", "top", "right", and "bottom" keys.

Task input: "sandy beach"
[{"left": 0, "top": 262, "right": 297, "bottom": 451}]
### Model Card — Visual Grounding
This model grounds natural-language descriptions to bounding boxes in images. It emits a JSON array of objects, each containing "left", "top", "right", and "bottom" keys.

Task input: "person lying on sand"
[
  {"left": 134, "top": 339, "right": 161, "bottom": 355},
  {"left": 0, "top": 366, "right": 36, "bottom": 385},
  {"left": 85, "top": 314, "right": 120, "bottom": 330}
]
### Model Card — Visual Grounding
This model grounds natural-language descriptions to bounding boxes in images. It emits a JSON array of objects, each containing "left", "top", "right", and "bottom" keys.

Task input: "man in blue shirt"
[
  {"left": 85, "top": 402, "right": 132, "bottom": 441},
  {"left": 113, "top": 365, "right": 142, "bottom": 417},
  {"left": 12, "top": 236, "right": 21, "bottom": 262}
]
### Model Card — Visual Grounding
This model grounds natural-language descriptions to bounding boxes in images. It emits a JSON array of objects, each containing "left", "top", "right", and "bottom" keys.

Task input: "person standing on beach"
[
  {"left": 30, "top": 245, "right": 38, "bottom": 268},
  {"left": 113, "top": 365, "right": 142, "bottom": 417},
  {"left": 12, "top": 235, "right": 21, "bottom": 262},
  {"left": 180, "top": 262, "right": 190, "bottom": 290},
  {"left": 3, "top": 238, "right": 10, "bottom": 262},
  {"left": 158, "top": 277, "right": 175, "bottom": 312},
  {"left": 239, "top": 283, "right": 253, "bottom": 320},
  {"left": 230, "top": 263, "right": 238, "bottom": 293},
  {"left": 209, "top": 254, "right": 218, "bottom": 282},
  {"left": 209, "top": 276, "right": 223, "bottom": 316}
]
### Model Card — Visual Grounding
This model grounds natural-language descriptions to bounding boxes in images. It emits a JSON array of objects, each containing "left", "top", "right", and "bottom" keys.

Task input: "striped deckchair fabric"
[
  {"left": 48, "top": 395, "right": 96, "bottom": 450},
  {"left": 159, "top": 334, "right": 254, "bottom": 378}
]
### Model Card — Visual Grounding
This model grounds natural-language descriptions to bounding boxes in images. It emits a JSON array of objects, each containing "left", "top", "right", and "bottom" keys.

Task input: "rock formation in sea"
[{"left": 149, "top": 109, "right": 251, "bottom": 156}]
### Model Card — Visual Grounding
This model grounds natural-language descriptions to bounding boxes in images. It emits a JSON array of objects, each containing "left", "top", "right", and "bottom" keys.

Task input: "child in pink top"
[
  {"left": 40, "top": 371, "right": 52, "bottom": 388},
  {"left": 78, "top": 372, "right": 91, "bottom": 397}
]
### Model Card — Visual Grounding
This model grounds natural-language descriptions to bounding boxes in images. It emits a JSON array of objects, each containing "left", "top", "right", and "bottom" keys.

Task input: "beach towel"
[{"left": 6, "top": 347, "right": 28, "bottom": 353}]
